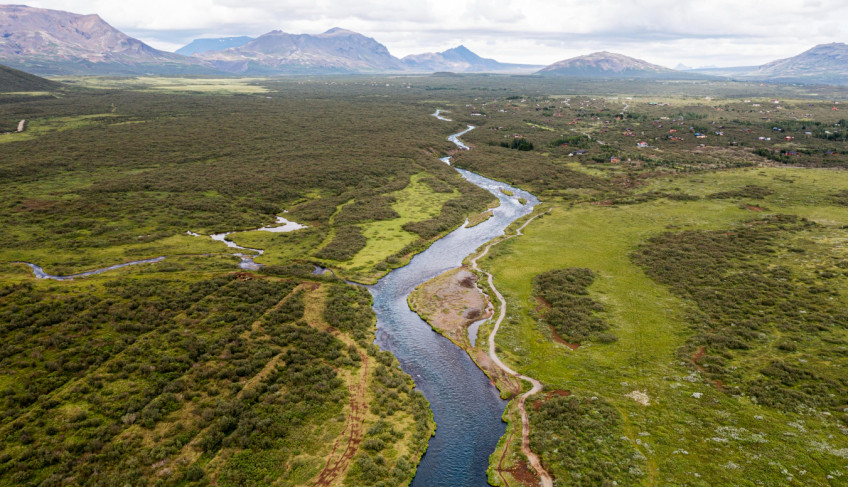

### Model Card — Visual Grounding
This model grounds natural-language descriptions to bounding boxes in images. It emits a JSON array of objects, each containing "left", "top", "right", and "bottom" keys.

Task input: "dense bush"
[
  {"left": 707, "top": 185, "right": 773, "bottom": 199},
  {"left": 314, "top": 225, "right": 367, "bottom": 261},
  {"left": 530, "top": 396, "right": 643, "bottom": 486},
  {"left": 532, "top": 268, "right": 612, "bottom": 344},
  {"left": 633, "top": 215, "right": 848, "bottom": 412}
]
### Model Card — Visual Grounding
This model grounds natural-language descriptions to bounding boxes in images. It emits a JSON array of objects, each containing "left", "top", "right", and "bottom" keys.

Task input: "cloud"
[{"left": 24, "top": 0, "right": 848, "bottom": 66}]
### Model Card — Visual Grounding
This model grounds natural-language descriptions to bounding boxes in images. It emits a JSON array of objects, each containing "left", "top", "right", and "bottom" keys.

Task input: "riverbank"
[
  {"left": 396, "top": 112, "right": 552, "bottom": 486},
  {"left": 407, "top": 206, "right": 554, "bottom": 486}
]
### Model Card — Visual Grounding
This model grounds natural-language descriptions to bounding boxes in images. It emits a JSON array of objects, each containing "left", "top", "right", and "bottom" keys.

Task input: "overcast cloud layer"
[{"left": 24, "top": 0, "right": 848, "bottom": 68}]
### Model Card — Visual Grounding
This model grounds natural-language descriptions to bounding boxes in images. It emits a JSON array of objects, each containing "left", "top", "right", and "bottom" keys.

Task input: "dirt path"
[
  {"left": 304, "top": 285, "right": 369, "bottom": 487},
  {"left": 310, "top": 348, "right": 368, "bottom": 487},
  {"left": 470, "top": 212, "right": 553, "bottom": 487}
]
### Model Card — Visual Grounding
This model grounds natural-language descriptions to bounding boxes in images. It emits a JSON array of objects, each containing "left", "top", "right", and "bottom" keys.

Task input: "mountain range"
[
  {"left": 1, "top": 4, "right": 846, "bottom": 84},
  {"left": 0, "top": 5, "right": 215, "bottom": 75},
  {"left": 194, "top": 27, "right": 406, "bottom": 74}
]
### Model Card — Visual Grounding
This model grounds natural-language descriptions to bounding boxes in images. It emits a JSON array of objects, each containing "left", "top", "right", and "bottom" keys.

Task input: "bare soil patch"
[
  {"left": 550, "top": 327, "right": 581, "bottom": 350},
  {"left": 408, "top": 266, "right": 492, "bottom": 345}
]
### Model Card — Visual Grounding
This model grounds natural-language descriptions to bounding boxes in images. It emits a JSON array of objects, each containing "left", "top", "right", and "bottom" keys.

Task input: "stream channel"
[
  {"left": 371, "top": 111, "right": 538, "bottom": 486},
  {"left": 16, "top": 111, "right": 540, "bottom": 486}
]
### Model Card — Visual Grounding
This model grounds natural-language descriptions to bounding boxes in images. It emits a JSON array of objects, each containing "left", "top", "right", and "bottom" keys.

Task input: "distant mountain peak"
[
  {"left": 176, "top": 36, "right": 254, "bottom": 56},
  {"left": 320, "top": 27, "right": 358, "bottom": 36},
  {"left": 538, "top": 51, "right": 672, "bottom": 77},
  {"left": 402, "top": 44, "right": 541, "bottom": 73},
  {"left": 0, "top": 4, "right": 215, "bottom": 75}
]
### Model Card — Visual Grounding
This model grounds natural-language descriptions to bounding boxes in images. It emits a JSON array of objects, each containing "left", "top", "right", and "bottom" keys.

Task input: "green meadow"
[{"left": 481, "top": 167, "right": 848, "bottom": 486}]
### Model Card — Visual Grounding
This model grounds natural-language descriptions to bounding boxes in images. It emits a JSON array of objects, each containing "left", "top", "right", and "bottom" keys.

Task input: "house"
[
  {"left": 785, "top": 136, "right": 794, "bottom": 141},
  {"left": 637, "top": 142, "right": 649, "bottom": 148},
  {"left": 610, "top": 156, "right": 621, "bottom": 163}
]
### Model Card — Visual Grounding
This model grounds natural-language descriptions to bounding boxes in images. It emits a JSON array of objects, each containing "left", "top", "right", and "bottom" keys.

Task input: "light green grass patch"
[
  {"left": 54, "top": 76, "right": 271, "bottom": 94},
  {"left": 0, "top": 113, "right": 120, "bottom": 144},
  {"left": 482, "top": 167, "right": 848, "bottom": 485},
  {"left": 343, "top": 173, "right": 458, "bottom": 270}
]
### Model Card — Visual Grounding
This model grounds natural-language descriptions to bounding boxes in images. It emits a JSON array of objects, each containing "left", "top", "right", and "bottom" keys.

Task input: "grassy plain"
[{"left": 472, "top": 157, "right": 848, "bottom": 483}]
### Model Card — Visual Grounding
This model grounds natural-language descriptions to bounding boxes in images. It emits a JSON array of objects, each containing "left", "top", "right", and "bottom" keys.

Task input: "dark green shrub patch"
[
  {"left": 530, "top": 396, "right": 643, "bottom": 487},
  {"left": 532, "top": 268, "right": 612, "bottom": 344},
  {"left": 314, "top": 226, "right": 367, "bottom": 261},
  {"left": 633, "top": 215, "right": 848, "bottom": 413}
]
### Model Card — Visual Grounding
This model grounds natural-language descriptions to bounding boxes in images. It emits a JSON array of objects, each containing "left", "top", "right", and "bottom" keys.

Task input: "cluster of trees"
[
  {"left": 499, "top": 137, "right": 534, "bottom": 151},
  {"left": 532, "top": 268, "right": 615, "bottom": 344}
]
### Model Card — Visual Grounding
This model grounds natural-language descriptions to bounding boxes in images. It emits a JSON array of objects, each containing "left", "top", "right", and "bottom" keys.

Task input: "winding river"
[
  {"left": 371, "top": 112, "right": 538, "bottom": 486},
  {"left": 14, "top": 110, "right": 541, "bottom": 486}
]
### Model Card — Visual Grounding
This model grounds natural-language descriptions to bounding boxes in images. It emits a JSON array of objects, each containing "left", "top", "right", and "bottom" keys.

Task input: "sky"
[{"left": 25, "top": 0, "right": 848, "bottom": 68}]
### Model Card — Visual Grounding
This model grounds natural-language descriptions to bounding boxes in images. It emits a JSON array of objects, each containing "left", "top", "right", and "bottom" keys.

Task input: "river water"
[
  {"left": 15, "top": 112, "right": 539, "bottom": 486},
  {"left": 371, "top": 118, "right": 538, "bottom": 486}
]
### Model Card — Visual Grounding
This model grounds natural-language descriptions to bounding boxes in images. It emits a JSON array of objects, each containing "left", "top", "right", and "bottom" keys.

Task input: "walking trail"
[
  {"left": 469, "top": 213, "right": 553, "bottom": 487},
  {"left": 431, "top": 108, "right": 553, "bottom": 486}
]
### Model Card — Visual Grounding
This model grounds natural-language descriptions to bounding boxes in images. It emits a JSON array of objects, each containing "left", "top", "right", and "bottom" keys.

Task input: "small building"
[
  {"left": 637, "top": 142, "right": 649, "bottom": 148},
  {"left": 610, "top": 156, "right": 621, "bottom": 163}
]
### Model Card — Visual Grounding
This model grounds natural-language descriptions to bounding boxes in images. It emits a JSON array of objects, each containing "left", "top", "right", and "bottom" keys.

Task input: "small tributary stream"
[
  {"left": 370, "top": 111, "right": 538, "bottom": 486},
  {"left": 14, "top": 110, "right": 540, "bottom": 486}
]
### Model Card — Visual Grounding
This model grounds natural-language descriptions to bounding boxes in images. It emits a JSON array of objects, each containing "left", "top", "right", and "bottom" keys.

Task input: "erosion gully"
[{"left": 370, "top": 110, "right": 538, "bottom": 486}]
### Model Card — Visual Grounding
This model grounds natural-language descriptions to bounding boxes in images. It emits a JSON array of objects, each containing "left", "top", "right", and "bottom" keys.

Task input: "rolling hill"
[
  {"left": 0, "top": 63, "right": 60, "bottom": 92},
  {"left": 538, "top": 51, "right": 676, "bottom": 78},
  {"left": 402, "top": 45, "right": 542, "bottom": 73}
]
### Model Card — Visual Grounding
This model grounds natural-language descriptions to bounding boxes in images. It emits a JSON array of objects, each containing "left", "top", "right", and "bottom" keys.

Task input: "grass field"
[
  {"left": 481, "top": 166, "right": 848, "bottom": 486},
  {"left": 54, "top": 76, "right": 271, "bottom": 94}
]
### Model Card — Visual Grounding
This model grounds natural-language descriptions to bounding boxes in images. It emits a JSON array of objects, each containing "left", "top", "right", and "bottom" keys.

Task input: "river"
[
  {"left": 371, "top": 114, "right": 538, "bottom": 486},
  {"left": 14, "top": 110, "right": 540, "bottom": 486}
]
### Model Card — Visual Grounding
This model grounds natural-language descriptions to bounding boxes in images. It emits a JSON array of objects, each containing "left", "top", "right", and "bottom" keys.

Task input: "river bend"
[{"left": 371, "top": 113, "right": 538, "bottom": 486}]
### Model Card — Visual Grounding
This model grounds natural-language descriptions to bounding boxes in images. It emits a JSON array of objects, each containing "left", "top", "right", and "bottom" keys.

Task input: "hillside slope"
[{"left": 0, "top": 63, "right": 60, "bottom": 92}]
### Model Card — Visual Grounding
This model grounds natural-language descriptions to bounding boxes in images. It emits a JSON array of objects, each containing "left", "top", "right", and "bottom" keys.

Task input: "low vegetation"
[
  {"left": 532, "top": 268, "right": 614, "bottom": 344},
  {"left": 3, "top": 74, "right": 848, "bottom": 486}
]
